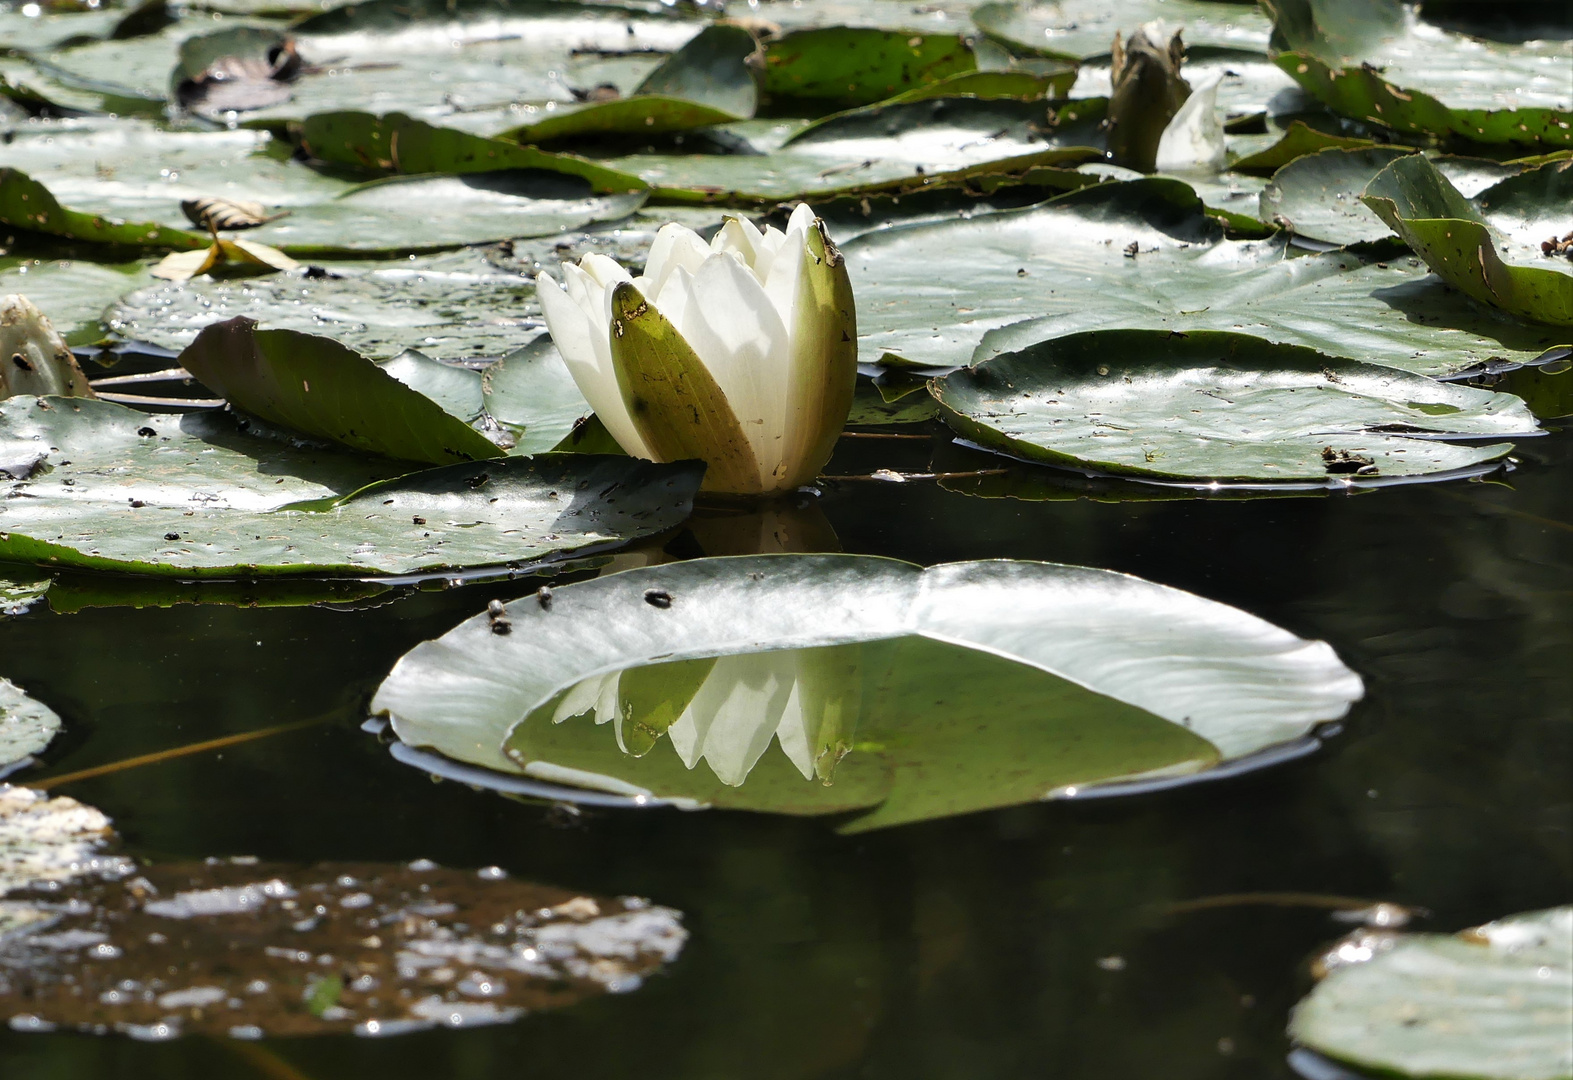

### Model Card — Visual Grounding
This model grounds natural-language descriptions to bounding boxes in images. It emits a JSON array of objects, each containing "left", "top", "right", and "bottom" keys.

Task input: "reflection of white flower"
[
  {"left": 535, "top": 205, "right": 858, "bottom": 495},
  {"left": 551, "top": 649, "right": 858, "bottom": 787}
]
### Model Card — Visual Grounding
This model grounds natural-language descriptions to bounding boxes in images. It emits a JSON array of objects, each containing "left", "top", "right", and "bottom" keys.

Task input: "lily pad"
[
  {"left": 616, "top": 98, "right": 1100, "bottom": 203},
  {"left": 1229, "top": 119, "right": 1379, "bottom": 175},
  {"left": 1260, "top": 148, "right": 1533, "bottom": 247},
  {"left": 178, "top": 318, "right": 506, "bottom": 465},
  {"left": 929, "top": 329, "right": 1534, "bottom": 483},
  {"left": 296, "top": 112, "right": 647, "bottom": 193},
  {"left": 0, "top": 679, "right": 60, "bottom": 774},
  {"left": 972, "top": 0, "right": 1272, "bottom": 62},
  {"left": 1265, "top": 0, "right": 1573, "bottom": 148},
  {"left": 370, "top": 554, "right": 1364, "bottom": 827},
  {"left": 1288, "top": 906, "right": 1573, "bottom": 1080},
  {"left": 0, "top": 168, "right": 206, "bottom": 251},
  {"left": 0, "top": 395, "right": 703, "bottom": 577},
  {"left": 497, "top": 96, "right": 743, "bottom": 147},
  {"left": 633, "top": 23, "right": 760, "bottom": 118},
  {"left": 108, "top": 248, "right": 539, "bottom": 361},
  {"left": 1361, "top": 155, "right": 1573, "bottom": 326},
  {"left": 480, "top": 338, "right": 596, "bottom": 455},
  {"left": 844, "top": 178, "right": 1571, "bottom": 375},
  {"left": 760, "top": 28, "right": 976, "bottom": 112},
  {"left": 0, "top": 856, "right": 688, "bottom": 1038},
  {"left": 240, "top": 173, "right": 649, "bottom": 258}
]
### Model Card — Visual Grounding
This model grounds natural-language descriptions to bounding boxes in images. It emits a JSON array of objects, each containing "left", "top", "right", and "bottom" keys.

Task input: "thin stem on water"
[{"left": 35, "top": 715, "right": 331, "bottom": 790}]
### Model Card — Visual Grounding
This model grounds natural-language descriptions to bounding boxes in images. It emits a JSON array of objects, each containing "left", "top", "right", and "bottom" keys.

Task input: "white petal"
[
  {"left": 713, "top": 216, "right": 767, "bottom": 272},
  {"left": 594, "top": 670, "right": 622, "bottom": 725},
  {"left": 772, "top": 677, "right": 816, "bottom": 781},
  {"left": 786, "top": 202, "right": 816, "bottom": 234},
  {"left": 1155, "top": 71, "right": 1226, "bottom": 174},
  {"left": 535, "top": 272, "right": 600, "bottom": 379},
  {"left": 579, "top": 252, "right": 632, "bottom": 290},
  {"left": 543, "top": 270, "right": 654, "bottom": 460},
  {"left": 671, "top": 254, "right": 792, "bottom": 485},
  {"left": 642, "top": 223, "right": 710, "bottom": 296}
]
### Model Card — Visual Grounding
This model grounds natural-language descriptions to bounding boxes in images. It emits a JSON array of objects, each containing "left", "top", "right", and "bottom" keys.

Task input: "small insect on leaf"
[{"left": 181, "top": 197, "right": 288, "bottom": 232}]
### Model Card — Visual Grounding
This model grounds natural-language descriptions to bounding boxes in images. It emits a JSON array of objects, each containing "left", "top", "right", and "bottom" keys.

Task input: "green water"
[{"left": 0, "top": 426, "right": 1566, "bottom": 1079}]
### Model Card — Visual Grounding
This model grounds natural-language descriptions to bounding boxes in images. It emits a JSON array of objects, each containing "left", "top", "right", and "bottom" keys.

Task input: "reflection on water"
[
  {"left": 507, "top": 636, "right": 1220, "bottom": 830},
  {"left": 0, "top": 430, "right": 1563, "bottom": 1078}
]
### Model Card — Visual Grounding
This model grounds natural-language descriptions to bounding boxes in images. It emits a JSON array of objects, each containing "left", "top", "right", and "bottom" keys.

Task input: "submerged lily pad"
[
  {"left": 0, "top": 680, "right": 61, "bottom": 774},
  {"left": 370, "top": 554, "right": 1363, "bottom": 828},
  {"left": 846, "top": 178, "right": 1570, "bottom": 375},
  {"left": 930, "top": 329, "right": 1534, "bottom": 483},
  {"left": 0, "top": 856, "right": 688, "bottom": 1038},
  {"left": 0, "top": 396, "right": 703, "bottom": 577},
  {"left": 1289, "top": 906, "right": 1573, "bottom": 1080},
  {"left": 178, "top": 319, "right": 505, "bottom": 465},
  {"left": 1362, "top": 156, "right": 1573, "bottom": 326}
]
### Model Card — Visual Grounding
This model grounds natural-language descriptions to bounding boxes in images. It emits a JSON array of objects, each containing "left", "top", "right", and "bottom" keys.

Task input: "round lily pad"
[{"left": 370, "top": 554, "right": 1363, "bottom": 828}]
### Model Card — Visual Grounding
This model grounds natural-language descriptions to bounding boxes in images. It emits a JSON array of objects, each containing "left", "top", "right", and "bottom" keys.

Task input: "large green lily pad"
[
  {"left": 178, "top": 319, "right": 506, "bottom": 465},
  {"left": 370, "top": 554, "right": 1363, "bottom": 825},
  {"left": 0, "top": 395, "right": 702, "bottom": 577},
  {"left": 972, "top": 0, "right": 1272, "bottom": 62},
  {"left": 1289, "top": 906, "right": 1573, "bottom": 1080},
  {"left": 930, "top": 329, "right": 1533, "bottom": 483},
  {"left": 107, "top": 248, "right": 539, "bottom": 361},
  {"left": 844, "top": 178, "right": 1571, "bottom": 374},
  {"left": 1362, "top": 156, "right": 1573, "bottom": 326},
  {"left": 1264, "top": 0, "right": 1573, "bottom": 148},
  {"left": 760, "top": 28, "right": 975, "bottom": 112}
]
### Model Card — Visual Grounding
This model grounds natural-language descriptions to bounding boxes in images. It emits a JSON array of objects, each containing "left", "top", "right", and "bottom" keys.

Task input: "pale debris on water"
[{"left": 0, "top": 785, "right": 131, "bottom": 897}]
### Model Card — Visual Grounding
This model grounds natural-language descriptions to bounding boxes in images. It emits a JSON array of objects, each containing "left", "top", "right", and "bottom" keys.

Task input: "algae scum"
[{"left": 0, "top": 0, "right": 1569, "bottom": 1076}]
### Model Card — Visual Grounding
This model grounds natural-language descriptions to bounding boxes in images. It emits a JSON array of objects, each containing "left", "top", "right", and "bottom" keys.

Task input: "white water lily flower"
[
  {"left": 534, "top": 204, "right": 857, "bottom": 495},
  {"left": 1155, "top": 70, "right": 1226, "bottom": 174}
]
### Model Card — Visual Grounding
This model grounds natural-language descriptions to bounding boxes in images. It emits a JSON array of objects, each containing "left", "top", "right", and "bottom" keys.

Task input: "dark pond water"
[{"left": 0, "top": 423, "right": 1567, "bottom": 1079}]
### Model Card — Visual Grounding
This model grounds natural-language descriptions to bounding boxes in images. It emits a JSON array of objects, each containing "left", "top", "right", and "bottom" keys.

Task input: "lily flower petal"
[
  {"left": 538, "top": 270, "right": 653, "bottom": 459},
  {"left": 642, "top": 223, "right": 710, "bottom": 296},
  {"left": 672, "top": 253, "right": 793, "bottom": 485}
]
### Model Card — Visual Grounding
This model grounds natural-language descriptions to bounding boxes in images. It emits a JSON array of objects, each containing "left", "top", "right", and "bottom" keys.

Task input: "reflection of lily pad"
[
  {"left": 930, "top": 329, "right": 1534, "bottom": 483},
  {"left": 371, "top": 554, "right": 1363, "bottom": 828},
  {"left": 0, "top": 396, "right": 702, "bottom": 577},
  {"left": 1289, "top": 906, "right": 1573, "bottom": 1080},
  {"left": 0, "top": 679, "right": 61, "bottom": 774}
]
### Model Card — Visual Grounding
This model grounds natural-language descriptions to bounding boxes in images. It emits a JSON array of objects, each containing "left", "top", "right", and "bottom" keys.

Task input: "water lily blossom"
[{"left": 535, "top": 204, "right": 857, "bottom": 495}]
